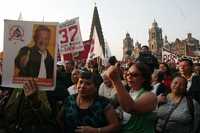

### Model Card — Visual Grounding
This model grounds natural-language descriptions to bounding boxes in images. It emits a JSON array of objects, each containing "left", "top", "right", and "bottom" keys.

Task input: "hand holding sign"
[{"left": 23, "top": 79, "right": 41, "bottom": 107}]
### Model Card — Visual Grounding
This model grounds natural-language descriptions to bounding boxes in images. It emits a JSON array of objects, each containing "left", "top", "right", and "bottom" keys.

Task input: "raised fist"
[{"left": 106, "top": 64, "right": 121, "bottom": 82}]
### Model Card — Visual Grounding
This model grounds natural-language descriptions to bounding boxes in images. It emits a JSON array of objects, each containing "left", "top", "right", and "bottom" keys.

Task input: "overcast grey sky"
[{"left": 0, "top": 0, "right": 200, "bottom": 59}]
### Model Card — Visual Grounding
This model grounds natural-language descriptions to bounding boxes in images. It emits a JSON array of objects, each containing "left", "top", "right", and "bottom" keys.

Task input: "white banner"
[
  {"left": 92, "top": 26, "right": 104, "bottom": 59},
  {"left": 86, "top": 26, "right": 104, "bottom": 63},
  {"left": 162, "top": 48, "right": 178, "bottom": 63},
  {"left": 2, "top": 20, "right": 58, "bottom": 90},
  {"left": 59, "top": 17, "right": 84, "bottom": 54}
]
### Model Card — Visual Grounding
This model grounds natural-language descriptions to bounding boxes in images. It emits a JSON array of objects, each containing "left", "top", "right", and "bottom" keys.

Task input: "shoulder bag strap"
[
  {"left": 161, "top": 96, "right": 183, "bottom": 133},
  {"left": 15, "top": 92, "right": 25, "bottom": 133}
]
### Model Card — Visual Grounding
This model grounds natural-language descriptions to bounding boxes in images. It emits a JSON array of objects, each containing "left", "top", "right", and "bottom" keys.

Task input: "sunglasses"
[{"left": 126, "top": 72, "right": 141, "bottom": 77}]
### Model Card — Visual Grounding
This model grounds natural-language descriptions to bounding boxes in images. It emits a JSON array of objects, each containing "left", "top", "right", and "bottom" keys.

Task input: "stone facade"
[
  {"left": 148, "top": 20, "right": 163, "bottom": 59},
  {"left": 133, "top": 41, "right": 141, "bottom": 58},
  {"left": 123, "top": 33, "right": 134, "bottom": 61},
  {"left": 184, "top": 33, "right": 200, "bottom": 56},
  {"left": 164, "top": 33, "right": 200, "bottom": 57}
]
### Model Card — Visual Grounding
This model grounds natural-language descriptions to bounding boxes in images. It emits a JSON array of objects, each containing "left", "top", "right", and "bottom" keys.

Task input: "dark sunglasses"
[{"left": 126, "top": 72, "right": 141, "bottom": 77}]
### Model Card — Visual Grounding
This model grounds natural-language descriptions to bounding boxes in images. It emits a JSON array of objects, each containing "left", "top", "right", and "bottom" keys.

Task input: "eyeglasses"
[{"left": 126, "top": 72, "right": 141, "bottom": 77}]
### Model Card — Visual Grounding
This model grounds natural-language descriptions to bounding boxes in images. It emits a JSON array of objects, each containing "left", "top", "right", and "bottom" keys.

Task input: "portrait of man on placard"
[{"left": 14, "top": 25, "right": 56, "bottom": 85}]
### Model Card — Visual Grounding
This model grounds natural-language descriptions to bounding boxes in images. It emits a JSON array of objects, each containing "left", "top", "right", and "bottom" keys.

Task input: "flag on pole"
[
  {"left": 87, "top": 26, "right": 104, "bottom": 62},
  {"left": 92, "top": 26, "right": 104, "bottom": 58},
  {"left": 104, "top": 41, "right": 112, "bottom": 58},
  {"left": 18, "top": 12, "right": 23, "bottom": 20},
  {"left": 102, "top": 41, "right": 112, "bottom": 66}
]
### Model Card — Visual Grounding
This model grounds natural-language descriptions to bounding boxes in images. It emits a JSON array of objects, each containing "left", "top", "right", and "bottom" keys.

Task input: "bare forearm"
[
  {"left": 95, "top": 124, "right": 119, "bottom": 133},
  {"left": 112, "top": 80, "right": 135, "bottom": 113}
]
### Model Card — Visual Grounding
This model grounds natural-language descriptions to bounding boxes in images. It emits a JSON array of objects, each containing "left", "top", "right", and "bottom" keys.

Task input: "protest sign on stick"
[
  {"left": 59, "top": 17, "right": 84, "bottom": 56},
  {"left": 162, "top": 48, "right": 178, "bottom": 63}
]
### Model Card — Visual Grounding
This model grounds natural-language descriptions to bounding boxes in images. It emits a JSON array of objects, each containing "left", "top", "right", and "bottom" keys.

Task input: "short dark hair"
[
  {"left": 131, "top": 62, "right": 152, "bottom": 91},
  {"left": 141, "top": 45, "right": 149, "bottom": 50},
  {"left": 153, "top": 70, "right": 164, "bottom": 82},
  {"left": 33, "top": 25, "right": 50, "bottom": 42},
  {"left": 79, "top": 67, "right": 98, "bottom": 87},
  {"left": 65, "top": 60, "right": 75, "bottom": 66},
  {"left": 159, "top": 62, "right": 171, "bottom": 75},
  {"left": 108, "top": 56, "right": 117, "bottom": 65},
  {"left": 179, "top": 58, "right": 193, "bottom": 67}
]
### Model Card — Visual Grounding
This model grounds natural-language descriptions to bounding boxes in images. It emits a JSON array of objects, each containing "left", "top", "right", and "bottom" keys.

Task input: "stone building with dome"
[
  {"left": 148, "top": 20, "right": 163, "bottom": 60},
  {"left": 164, "top": 33, "right": 200, "bottom": 57},
  {"left": 122, "top": 33, "right": 134, "bottom": 61},
  {"left": 133, "top": 41, "right": 142, "bottom": 58}
]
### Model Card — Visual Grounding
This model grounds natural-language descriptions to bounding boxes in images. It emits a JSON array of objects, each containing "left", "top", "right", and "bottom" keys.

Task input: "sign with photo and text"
[{"left": 2, "top": 20, "right": 58, "bottom": 90}]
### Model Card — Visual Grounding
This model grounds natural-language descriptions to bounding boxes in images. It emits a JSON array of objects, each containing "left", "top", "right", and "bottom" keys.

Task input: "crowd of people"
[{"left": 0, "top": 45, "right": 200, "bottom": 133}]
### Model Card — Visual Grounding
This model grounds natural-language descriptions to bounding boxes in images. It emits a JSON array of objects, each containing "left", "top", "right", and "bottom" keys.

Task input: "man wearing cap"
[
  {"left": 178, "top": 58, "right": 200, "bottom": 104},
  {"left": 136, "top": 45, "right": 158, "bottom": 74}
]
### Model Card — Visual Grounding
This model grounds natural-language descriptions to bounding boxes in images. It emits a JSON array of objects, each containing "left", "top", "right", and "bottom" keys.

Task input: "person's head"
[
  {"left": 178, "top": 58, "right": 193, "bottom": 76},
  {"left": 193, "top": 63, "right": 200, "bottom": 76},
  {"left": 141, "top": 45, "right": 149, "bottom": 53},
  {"left": 77, "top": 68, "right": 97, "bottom": 97},
  {"left": 108, "top": 56, "right": 118, "bottom": 65},
  {"left": 57, "top": 64, "right": 65, "bottom": 72},
  {"left": 151, "top": 70, "right": 164, "bottom": 84},
  {"left": 86, "top": 60, "right": 93, "bottom": 69},
  {"left": 71, "top": 68, "right": 80, "bottom": 84},
  {"left": 33, "top": 25, "right": 51, "bottom": 52},
  {"left": 159, "top": 62, "right": 170, "bottom": 74},
  {"left": 57, "top": 61, "right": 65, "bottom": 72},
  {"left": 170, "top": 76, "right": 187, "bottom": 96},
  {"left": 65, "top": 60, "right": 75, "bottom": 73},
  {"left": 126, "top": 62, "right": 152, "bottom": 91},
  {"left": 101, "top": 71, "right": 113, "bottom": 88}
]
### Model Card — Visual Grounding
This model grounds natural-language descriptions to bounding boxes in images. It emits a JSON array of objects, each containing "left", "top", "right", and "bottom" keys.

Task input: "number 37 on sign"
[{"left": 59, "top": 17, "right": 84, "bottom": 54}]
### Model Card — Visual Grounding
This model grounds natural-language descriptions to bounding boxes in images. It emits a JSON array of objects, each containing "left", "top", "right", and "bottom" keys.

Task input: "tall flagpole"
[
  {"left": 18, "top": 12, "right": 23, "bottom": 20},
  {"left": 42, "top": 16, "right": 45, "bottom": 23}
]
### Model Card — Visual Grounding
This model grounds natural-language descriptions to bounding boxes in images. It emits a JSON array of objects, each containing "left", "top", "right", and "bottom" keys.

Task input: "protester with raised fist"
[{"left": 106, "top": 62, "right": 157, "bottom": 133}]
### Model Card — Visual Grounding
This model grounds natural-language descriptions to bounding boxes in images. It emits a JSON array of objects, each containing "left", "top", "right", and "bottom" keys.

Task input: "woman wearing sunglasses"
[{"left": 106, "top": 62, "right": 157, "bottom": 133}]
